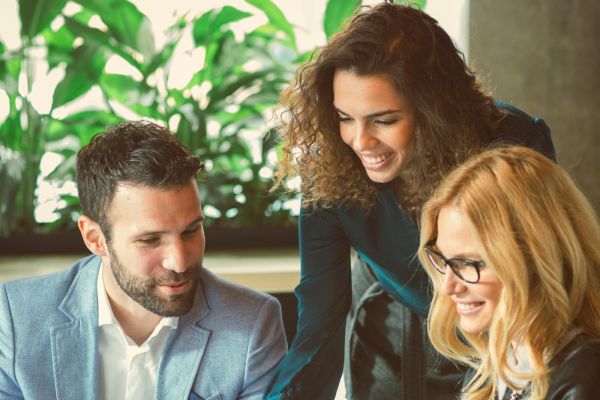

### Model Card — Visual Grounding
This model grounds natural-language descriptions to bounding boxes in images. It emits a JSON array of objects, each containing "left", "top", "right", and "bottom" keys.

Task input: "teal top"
[{"left": 265, "top": 102, "right": 556, "bottom": 399}]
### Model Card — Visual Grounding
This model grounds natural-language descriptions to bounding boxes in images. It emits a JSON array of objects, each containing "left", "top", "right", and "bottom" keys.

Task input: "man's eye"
[
  {"left": 139, "top": 237, "right": 159, "bottom": 245},
  {"left": 183, "top": 227, "right": 200, "bottom": 236}
]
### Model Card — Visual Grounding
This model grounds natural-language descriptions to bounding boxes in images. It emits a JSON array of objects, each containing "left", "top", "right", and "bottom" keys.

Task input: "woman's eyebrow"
[
  {"left": 446, "top": 251, "right": 483, "bottom": 260},
  {"left": 334, "top": 107, "right": 403, "bottom": 118},
  {"left": 334, "top": 107, "right": 350, "bottom": 116},
  {"left": 365, "top": 109, "right": 402, "bottom": 118}
]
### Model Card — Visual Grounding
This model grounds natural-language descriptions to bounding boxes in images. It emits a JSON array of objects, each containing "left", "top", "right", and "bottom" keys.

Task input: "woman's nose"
[
  {"left": 352, "top": 124, "right": 378, "bottom": 151},
  {"left": 440, "top": 268, "right": 465, "bottom": 296}
]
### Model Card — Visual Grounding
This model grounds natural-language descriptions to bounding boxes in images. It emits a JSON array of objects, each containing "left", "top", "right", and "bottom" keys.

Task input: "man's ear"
[{"left": 78, "top": 215, "right": 108, "bottom": 256}]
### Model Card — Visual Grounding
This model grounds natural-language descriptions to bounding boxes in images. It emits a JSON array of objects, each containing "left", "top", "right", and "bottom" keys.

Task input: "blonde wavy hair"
[
  {"left": 273, "top": 3, "right": 502, "bottom": 213},
  {"left": 418, "top": 146, "right": 600, "bottom": 399}
]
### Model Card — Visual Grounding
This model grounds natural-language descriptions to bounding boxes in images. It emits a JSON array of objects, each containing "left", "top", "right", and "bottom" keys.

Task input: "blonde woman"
[{"left": 419, "top": 146, "right": 600, "bottom": 399}]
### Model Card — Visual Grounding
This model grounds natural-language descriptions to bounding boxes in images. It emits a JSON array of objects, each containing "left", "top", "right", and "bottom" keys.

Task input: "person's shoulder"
[
  {"left": 193, "top": 268, "right": 283, "bottom": 337},
  {"left": 199, "top": 267, "right": 278, "bottom": 310},
  {"left": 494, "top": 99, "right": 538, "bottom": 131},
  {"left": 494, "top": 99, "right": 533, "bottom": 117},
  {"left": 546, "top": 336, "right": 600, "bottom": 399},
  {"left": 2, "top": 255, "right": 97, "bottom": 291},
  {"left": 491, "top": 99, "right": 556, "bottom": 160},
  {"left": 553, "top": 335, "right": 600, "bottom": 373},
  {"left": 1, "top": 255, "right": 99, "bottom": 312}
]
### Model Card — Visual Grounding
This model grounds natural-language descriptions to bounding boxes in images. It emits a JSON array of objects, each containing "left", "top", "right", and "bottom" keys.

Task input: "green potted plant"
[{"left": 1, "top": 0, "right": 421, "bottom": 252}]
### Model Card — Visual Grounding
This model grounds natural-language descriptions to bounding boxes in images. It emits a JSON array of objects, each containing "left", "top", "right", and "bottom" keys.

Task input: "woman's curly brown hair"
[{"left": 273, "top": 3, "right": 504, "bottom": 214}]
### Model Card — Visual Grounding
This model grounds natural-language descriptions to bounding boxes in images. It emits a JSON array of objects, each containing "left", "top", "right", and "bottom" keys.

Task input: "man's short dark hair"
[{"left": 76, "top": 121, "right": 204, "bottom": 240}]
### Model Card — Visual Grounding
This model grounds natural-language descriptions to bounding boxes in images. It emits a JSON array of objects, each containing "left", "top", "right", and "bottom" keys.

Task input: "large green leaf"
[
  {"left": 193, "top": 6, "right": 252, "bottom": 46},
  {"left": 142, "top": 15, "right": 186, "bottom": 77},
  {"left": 212, "top": 105, "right": 261, "bottom": 128},
  {"left": 191, "top": 6, "right": 254, "bottom": 84},
  {"left": 323, "top": 0, "right": 361, "bottom": 39},
  {"left": 62, "top": 110, "right": 121, "bottom": 145},
  {"left": 189, "top": 27, "right": 232, "bottom": 89},
  {"left": 52, "top": 44, "right": 107, "bottom": 109},
  {"left": 176, "top": 104, "right": 207, "bottom": 153},
  {"left": 44, "top": 9, "right": 95, "bottom": 70},
  {"left": 74, "top": 0, "right": 155, "bottom": 60},
  {"left": 43, "top": 26, "right": 76, "bottom": 70},
  {"left": 190, "top": 11, "right": 218, "bottom": 84},
  {"left": 207, "top": 31, "right": 245, "bottom": 84},
  {"left": 45, "top": 111, "right": 120, "bottom": 142},
  {"left": 175, "top": 113, "right": 194, "bottom": 150},
  {"left": 18, "top": 0, "right": 68, "bottom": 39},
  {"left": 0, "top": 94, "right": 22, "bottom": 149},
  {"left": 63, "top": 109, "right": 121, "bottom": 125},
  {"left": 63, "top": 16, "right": 140, "bottom": 70},
  {"left": 245, "top": 0, "right": 296, "bottom": 49},
  {"left": 214, "top": 6, "right": 253, "bottom": 32},
  {"left": 200, "top": 27, "right": 291, "bottom": 92},
  {"left": 6, "top": 55, "right": 21, "bottom": 82},
  {"left": 192, "top": 9, "right": 217, "bottom": 47},
  {"left": 43, "top": 19, "right": 76, "bottom": 52},
  {"left": 248, "top": 23, "right": 297, "bottom": 58},
  {"left": 99, "top": 74, "right": 141, "bottom": 102},
  {"left": 206, "top": 69, "right": 277, "bottom": 112},
  {"left": 99, "top": 73, "right": 159, "bottom": 119},
  {"left": 43, "top": 117, "right": 68, "bottom": 141}
]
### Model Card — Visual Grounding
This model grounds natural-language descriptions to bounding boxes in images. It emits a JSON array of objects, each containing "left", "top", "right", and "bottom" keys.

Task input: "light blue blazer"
[{"left": 0, "top": 255, "right": 287, "bottom": 400}]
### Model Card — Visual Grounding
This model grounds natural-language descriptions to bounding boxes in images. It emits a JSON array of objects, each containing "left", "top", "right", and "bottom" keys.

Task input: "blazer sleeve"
[
  {"left": 238, "top": 296, "right": 287, "bottom": 400},
  {"left": 0, "top": 283, "right": 23, "bottom": 399},
  {"left": 264, "top": 205, "right": 352, "bottom": 400}
]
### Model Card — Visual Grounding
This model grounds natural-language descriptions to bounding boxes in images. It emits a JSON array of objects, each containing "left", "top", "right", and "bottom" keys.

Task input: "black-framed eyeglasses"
[{"left": 424, "top": 241, "right": 486, "bottom": 284}]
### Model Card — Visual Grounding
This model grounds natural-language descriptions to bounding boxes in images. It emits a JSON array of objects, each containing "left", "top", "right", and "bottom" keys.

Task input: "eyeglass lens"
[{"left": 426, "top": 248, "right": 480, "bottom": 283}]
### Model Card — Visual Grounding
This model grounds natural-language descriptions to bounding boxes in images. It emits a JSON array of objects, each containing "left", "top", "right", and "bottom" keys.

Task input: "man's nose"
[{"left": 162, "top": 239, "right": 188, "bottom": 273}]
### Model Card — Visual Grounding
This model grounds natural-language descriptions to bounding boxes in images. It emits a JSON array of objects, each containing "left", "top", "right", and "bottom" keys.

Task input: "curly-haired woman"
[
  {"left": 265, "top": 3, "right": 555, "bottom": 399},
  {"left": 419, "top": 146, "right": 600, "bottom": 399}
]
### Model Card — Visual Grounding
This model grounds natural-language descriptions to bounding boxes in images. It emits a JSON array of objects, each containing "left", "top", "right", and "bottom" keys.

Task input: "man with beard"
[{"left": 0, "top": 121, "right": 287, "bottom": 400}]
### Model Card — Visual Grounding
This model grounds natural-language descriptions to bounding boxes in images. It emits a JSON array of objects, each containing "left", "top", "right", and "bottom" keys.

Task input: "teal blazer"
[{"left": 0, "top": 255, "right": 287, "bottom": 400}]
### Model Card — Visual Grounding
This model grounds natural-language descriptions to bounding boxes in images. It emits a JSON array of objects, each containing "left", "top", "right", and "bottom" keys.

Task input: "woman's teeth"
[
  {"left": 363, "top": 153, "right": 390, "bottom": 165},
  {"left": 457, "top": 302, "right": 482, "bottom": 311}
]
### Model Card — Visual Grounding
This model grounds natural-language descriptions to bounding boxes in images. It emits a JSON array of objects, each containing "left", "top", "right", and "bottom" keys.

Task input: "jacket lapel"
[
  {"left": 155, "top": 276, "right": 211, "bottom": 400},
  {"left": 50, "top": 257, "right": 100, "bottom": 400}
]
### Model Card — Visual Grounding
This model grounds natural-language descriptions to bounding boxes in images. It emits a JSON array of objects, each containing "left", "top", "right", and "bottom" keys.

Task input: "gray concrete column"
[{"left": 470, "top": 0, "right": 600, "bottom": 212}]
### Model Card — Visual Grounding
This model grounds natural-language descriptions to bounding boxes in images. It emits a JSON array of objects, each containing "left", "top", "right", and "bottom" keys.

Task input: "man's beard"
[{"left": 107, "top": 243, "right": 201, "bottom": 317}]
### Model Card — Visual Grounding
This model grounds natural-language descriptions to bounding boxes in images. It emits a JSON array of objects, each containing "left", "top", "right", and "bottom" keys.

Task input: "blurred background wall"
[{"left": 470, "top": 0, "right": 600, "bottom": 212}]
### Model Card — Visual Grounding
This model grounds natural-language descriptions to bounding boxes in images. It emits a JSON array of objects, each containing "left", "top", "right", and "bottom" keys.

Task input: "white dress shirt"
[{"left": 97, "top": 264, "right": 178, "bottom": 400}]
